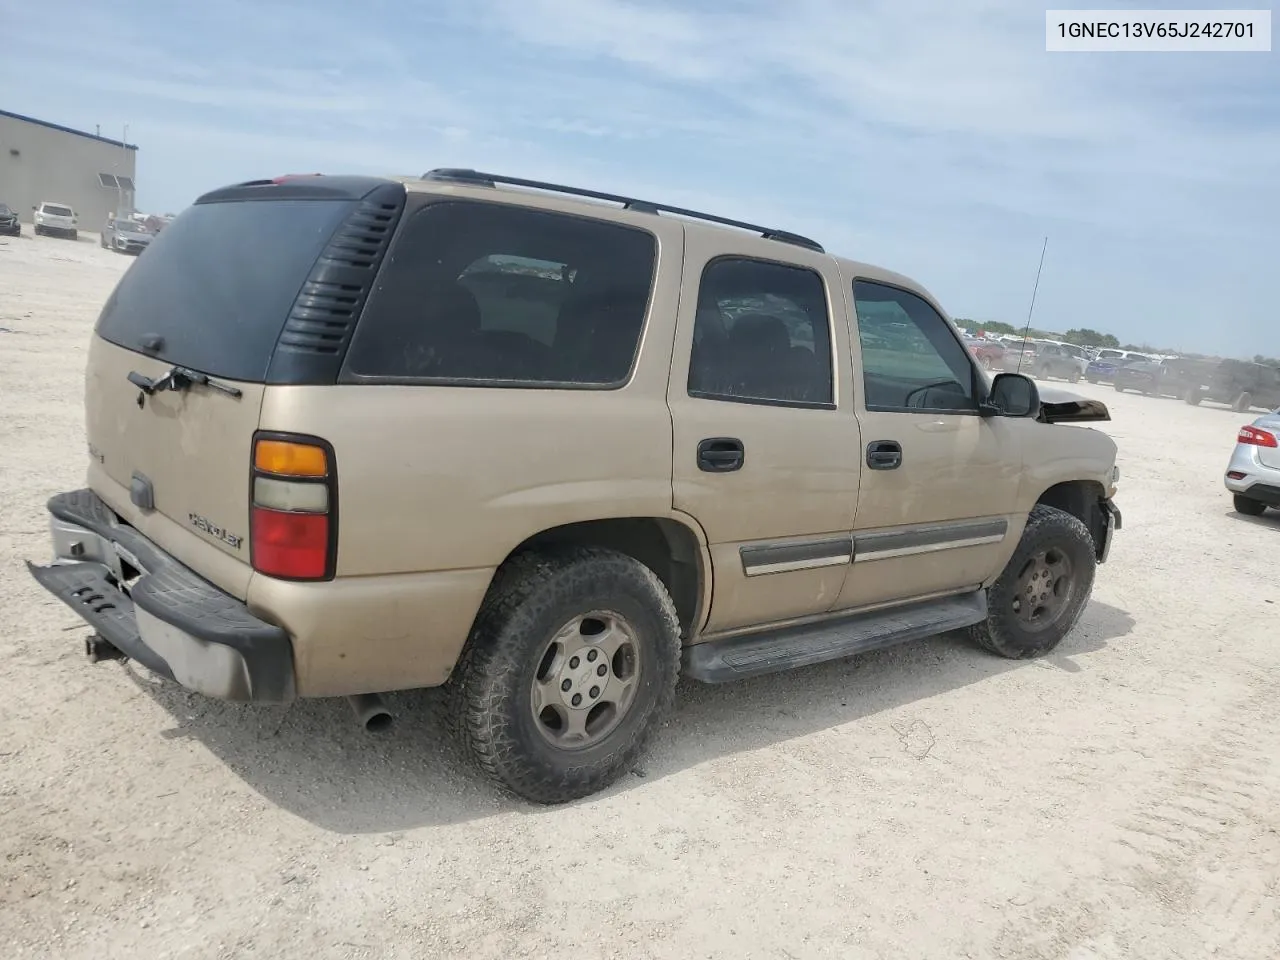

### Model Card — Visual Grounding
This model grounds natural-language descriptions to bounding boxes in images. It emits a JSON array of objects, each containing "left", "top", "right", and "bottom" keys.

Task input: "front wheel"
[
  {"left": 1233, "top": 392, "right": 1253, "bottom": 413},
  {"left": 1234, "top": 494, "right": 1267, "bottom": 517},
  {"left": 1068, "top": 370, "right": 1081, "bottom": 383},
  {"left": 1114, "top": 382, "right": 1126, "bottom": 393},
  {"left": 970, "top": 505, "right": 1096, "bottom": 660},
  {"left": 1184, "top": 387, "right": 1202, "bottom": 406},
  {"left": 446, "top": 547, "right": 681, "bottom": 804}
]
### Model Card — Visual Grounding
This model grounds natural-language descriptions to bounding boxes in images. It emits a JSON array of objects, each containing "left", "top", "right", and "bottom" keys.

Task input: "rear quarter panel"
[{"left": 252, "top": 217, "right": 691, "bottom": 694}]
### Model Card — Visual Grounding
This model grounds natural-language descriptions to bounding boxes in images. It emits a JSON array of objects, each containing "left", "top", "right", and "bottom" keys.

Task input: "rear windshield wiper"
[{"left": 127, "top": 366, "right": 243, "bottom": 399}]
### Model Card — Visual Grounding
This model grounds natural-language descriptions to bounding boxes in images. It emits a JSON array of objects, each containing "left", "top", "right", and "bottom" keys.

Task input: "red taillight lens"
[
  {"left": 251, "top": 508, "right": 329, "bottom": 579},
  {"left": 250, "top": 434, "right": 336, "bottom": 580},
  {"left": 1238, "top": 426, "right": 1278, "bottom": 448}
]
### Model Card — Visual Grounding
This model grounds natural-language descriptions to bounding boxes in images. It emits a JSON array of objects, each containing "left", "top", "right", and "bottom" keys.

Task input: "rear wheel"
[
  {"left": 971, "top": 505, "right": 1096, "bottom": 660},
  {"left": 1233, "top": 494, "right": 1267, "bottom": 517},
  {"left": 1114, "top": 381, "right": 1126, "bottom": 393},
  {"left": 1184, "top": 387, "right": 1202, "bottom": 406},
  {"left": 1233, "top": 392, "right": 1253, "bottom": 413},
  {"left": 1068, "top": 369, "right": 1081, "bottom": 383},
  {"left": 446, "top": 547, "right": 681, "bottom": 804}
]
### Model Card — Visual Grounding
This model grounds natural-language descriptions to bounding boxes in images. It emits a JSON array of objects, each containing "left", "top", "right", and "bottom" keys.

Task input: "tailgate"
[{"left": 86, "top": 337, "right": 264, "bottom": 598}]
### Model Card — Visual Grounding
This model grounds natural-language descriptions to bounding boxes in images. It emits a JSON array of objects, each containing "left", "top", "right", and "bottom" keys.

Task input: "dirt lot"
[{"left": 2, "top": 231, "right": 1278, "bottom": 960}]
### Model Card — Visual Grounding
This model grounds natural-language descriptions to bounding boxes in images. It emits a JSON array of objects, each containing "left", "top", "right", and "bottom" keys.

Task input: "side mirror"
[{"left": 981, "top": 372, "right": 1040, "bottom": 418}]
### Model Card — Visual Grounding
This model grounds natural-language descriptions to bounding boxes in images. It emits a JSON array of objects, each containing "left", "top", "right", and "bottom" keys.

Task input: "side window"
[
  {"left": 687, "top": 257, "right": 833, "bottom": 407},
  {"left": 852, "top": 279, "right": 977, "bottom": 412},
  {"left": 344, "top": 201, "right": 657, "bottom": 386}
]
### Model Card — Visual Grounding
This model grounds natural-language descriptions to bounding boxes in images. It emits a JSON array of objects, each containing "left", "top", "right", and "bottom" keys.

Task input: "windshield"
[
  {"left": 0, "top": 204, "right": 11, "bottom": 215},
  {"left": 115, "top": 220, "right": 149, "bottom": 234},
  {"left": 43, "top": 204, "right": 73, "bottom": 217}
]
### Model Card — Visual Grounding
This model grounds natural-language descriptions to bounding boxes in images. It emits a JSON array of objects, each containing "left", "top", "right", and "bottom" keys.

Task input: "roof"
[{"left": 0, "top": 109, "right": 138, "bottom": 150}]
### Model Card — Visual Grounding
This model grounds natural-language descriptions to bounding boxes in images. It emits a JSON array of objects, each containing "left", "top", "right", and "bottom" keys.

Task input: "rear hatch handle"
[{"left": 128, "top": 366, "right": 242, "bottom": 400}]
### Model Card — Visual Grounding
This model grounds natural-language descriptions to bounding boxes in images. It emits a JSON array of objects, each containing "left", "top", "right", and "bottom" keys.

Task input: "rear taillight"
[
  {"left": 250, "top": 434, "right": 336, "bottom": 580},
  {"left": 1238, "top": 426, "right": 1278, "bottom": 448}
]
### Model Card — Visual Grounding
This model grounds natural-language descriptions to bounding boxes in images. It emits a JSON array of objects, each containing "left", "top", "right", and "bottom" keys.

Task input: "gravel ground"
[{"left": 2, "top": 231, "right": 1278, "bottom": 960}]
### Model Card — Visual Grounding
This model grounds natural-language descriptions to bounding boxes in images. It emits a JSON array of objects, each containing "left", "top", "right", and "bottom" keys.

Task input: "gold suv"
[{"left": 28, "top": 169, "right": 1122, "bottom": 803}]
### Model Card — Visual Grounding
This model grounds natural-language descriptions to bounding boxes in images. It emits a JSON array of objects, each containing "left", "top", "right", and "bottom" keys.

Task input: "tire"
[
  {"left": 1233, "top": 494, "right": 1267, "bottom": 517},
  {"left": 1086, "top": 377, "right": 1097, "bottom": 384},
  {"left": 1068, "top": 370, "right": 1081, "bottom": 383},
  {"left": 445, "top": 547, "right": 681, "bottom": 804},
  {"left": 1184, "top": 387, "right": 1202, "bottom": 406},
  {"left": 1233, "top": 392, "right": 1253, "bottom": 413},
  {"left": 970, "top": 505, "right": 1096, "bottom": 660},
  {"left": 1114, "top": 381, "right": 1125, "bottom": 393}
]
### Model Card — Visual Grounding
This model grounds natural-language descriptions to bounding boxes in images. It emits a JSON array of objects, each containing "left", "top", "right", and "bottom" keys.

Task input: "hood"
[{"left": 1036, "top": 384, "right": 1111, "bottom": 424}]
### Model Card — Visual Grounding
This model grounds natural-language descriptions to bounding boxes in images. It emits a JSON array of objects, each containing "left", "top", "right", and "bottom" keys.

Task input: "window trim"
[
  {"left": 337, "top": 196, "right": 660, "bottom": 391},
  {"left": 851, "top": 277, "right": 983, "bottom": 416},
  {"left": 685, "top": 253, "right": 839, "bottom": 412}
]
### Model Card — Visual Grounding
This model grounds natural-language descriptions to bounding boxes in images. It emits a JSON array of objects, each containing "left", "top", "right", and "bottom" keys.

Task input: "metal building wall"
[{"left": 0, "top": 112, "right": 138, "bottom": 233}]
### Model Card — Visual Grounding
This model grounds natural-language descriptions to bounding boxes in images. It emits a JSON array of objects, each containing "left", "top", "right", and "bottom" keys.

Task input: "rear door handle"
[
  {"left": 866, "top": 440, "right": 902, "bottom": 470},
  {"left": 698, "top": 437, "right": 745, "bottom": 473}
]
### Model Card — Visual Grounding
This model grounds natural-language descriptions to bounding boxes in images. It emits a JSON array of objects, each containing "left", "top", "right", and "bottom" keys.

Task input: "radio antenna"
[{"left": 1016, "top": 236, "right": 1049, "bottom": 374}]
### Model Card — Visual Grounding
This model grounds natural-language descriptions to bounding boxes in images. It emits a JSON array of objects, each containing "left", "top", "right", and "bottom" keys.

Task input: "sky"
[{"left": 3, "top": 0, "right": 1277, "bottom": 357}]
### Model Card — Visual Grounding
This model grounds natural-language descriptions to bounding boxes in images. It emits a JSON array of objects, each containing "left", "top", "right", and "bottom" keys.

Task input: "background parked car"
[
  {"left": 100, "top": 215, "right": 153, "bottom": 255},
  {"left": 32, "top": 201, "right": 78, "bottom": 239},
  {"left": 1030, "top": 341, "right": 1088, "bottom": 382},
  {"left": 1085, "top": 352, "right": 1150, "bottom": 383},
  {"left": 1225, "top": 408, "right": 1280, "bottom": 516},
  {"left": 963, "top": 335, "right": 1006, "bottom": 371},
  {"left": 0, "top": 202, "right": 19, "bottom": 237},
  {"left": 1112, "top": 359, "right": 1163, "bottom": 394},
  {"left": 1187, "top": 359, "right": 1280, "bottom": 413}
]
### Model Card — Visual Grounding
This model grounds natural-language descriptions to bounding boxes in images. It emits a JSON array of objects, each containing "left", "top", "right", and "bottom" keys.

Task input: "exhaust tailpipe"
[{"left": 347, "top": 693, "right": 393, "bottom": 733}]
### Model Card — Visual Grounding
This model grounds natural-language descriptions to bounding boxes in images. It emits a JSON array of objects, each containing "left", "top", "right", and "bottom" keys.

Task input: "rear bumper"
[
  {"left": 1225, "top": 448, "right": 1280, "bottom": 504},
  {"left": 27, "top": 489, "right": 295, "bottom": 702}
]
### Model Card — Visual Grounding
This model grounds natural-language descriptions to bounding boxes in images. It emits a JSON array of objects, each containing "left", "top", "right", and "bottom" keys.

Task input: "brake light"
[
  {"left": 1238, "top": 426, "right": 1278, "bottom": 448},
  {"left": 250, "top": 434, "right": 336, "bottom": 580}
]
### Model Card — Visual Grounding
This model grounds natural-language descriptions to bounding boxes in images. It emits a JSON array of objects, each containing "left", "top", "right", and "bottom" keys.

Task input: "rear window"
[
  {"left": 343, "top": 200, "right": 657, "bottom": 386},
  {"left": 43, "top": 204, "right": 73, "bottom": 217},
  {"left": 95, "top": 198, "right": 355, "bottom": 382}
]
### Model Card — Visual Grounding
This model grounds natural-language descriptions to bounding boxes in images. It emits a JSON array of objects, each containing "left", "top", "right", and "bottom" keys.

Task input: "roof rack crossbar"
[{"left": 421, "top": 168, "right": 824, "bottom": 253}]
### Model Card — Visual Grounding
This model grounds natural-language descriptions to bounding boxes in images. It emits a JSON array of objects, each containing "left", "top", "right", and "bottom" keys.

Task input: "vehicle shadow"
[
  {"left": 1224, "top": 508, "right": 1280, "bottom": 529},
  {"left": 127, "top": 599, "right": 1135, "bottom": 834}
]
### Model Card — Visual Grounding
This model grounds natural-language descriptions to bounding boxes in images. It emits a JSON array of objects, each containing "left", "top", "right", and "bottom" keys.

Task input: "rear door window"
[
  {"left": 686, "top": 257, "right": 833, "bottom": 406},
  {"left": 95, "top": 198, "right": 356, "bottom": 382},
  {"left": 343, "top": 201, "right": 657, "bottom": 387}
]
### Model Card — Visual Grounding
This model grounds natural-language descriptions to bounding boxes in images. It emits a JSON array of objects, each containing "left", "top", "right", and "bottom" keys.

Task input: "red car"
[{"left": 963, "top": 336, "right": 1007, "bottom": 371}]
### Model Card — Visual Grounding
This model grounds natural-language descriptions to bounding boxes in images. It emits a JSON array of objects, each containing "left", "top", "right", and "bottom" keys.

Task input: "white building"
[{"left": 0, "top": 109, "right": 138, "bottom": 229}]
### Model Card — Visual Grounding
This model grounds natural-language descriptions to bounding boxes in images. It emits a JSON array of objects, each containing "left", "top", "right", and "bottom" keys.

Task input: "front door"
[
  {"left": 668, "top": 233, "right": 862, "bottom": 635},
  {"left": 833, "top": 275, "right": 1023, "bottom": 611}
]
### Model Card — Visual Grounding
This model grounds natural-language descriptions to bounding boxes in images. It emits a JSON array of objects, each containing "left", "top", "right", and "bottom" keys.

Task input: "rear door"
[
  {"left": 833, "top": 275, "right": 1023, "bottom": 611},
  {"left": 84, "top": 191, "right": 373, "bottom": 597},
  {"left": 667, "top": 232, "right": 861, "bottom": 634}
]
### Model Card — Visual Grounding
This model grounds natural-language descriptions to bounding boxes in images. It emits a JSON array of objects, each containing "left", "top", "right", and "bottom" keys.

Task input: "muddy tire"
[
  {"left": 1233, "top": 494, "right": 1267, "bottom": 517},
  {"left": 445, "top": 547, "right": 681, "bottom": 804},
  {"left": 970, "top": 505, "right": 1096, "bottom": 660}
]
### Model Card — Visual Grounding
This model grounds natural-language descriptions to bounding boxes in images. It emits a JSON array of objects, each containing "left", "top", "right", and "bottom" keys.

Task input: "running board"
[{"left": 683, "top": 590, "right": 987, "bottom": 683}]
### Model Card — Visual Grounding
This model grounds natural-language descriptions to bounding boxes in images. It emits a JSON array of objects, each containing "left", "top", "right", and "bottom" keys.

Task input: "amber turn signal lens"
[{"left": 254, "top": 439, "right": 328, "bottom": 477}]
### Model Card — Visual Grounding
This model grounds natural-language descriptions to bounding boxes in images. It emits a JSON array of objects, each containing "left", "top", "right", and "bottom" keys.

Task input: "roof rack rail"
[{"left": 421, "top": 168, "right": 825, "bottom": 253}]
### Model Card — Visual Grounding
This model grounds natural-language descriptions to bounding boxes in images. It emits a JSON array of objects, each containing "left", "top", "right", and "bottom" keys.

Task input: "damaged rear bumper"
[{"left": 27, "top": 489, "right": 295, "bottom": 702}]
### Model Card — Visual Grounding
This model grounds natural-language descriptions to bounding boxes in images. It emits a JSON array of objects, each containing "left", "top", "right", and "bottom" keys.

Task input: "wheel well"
[
  {"left": 508, "top": 518, "right": 703, "bottom": 637},
  {"left": 1035, "top": 480, "right": 1107, "bottom": 550}
]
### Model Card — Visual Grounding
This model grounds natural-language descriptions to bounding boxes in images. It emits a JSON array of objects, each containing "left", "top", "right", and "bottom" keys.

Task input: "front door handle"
[
  {"left": 866, "top": 440, "right": 902, "bottom": 470},
  {"left": 698, "top": 437, "right": 745, "bottom": 473}
]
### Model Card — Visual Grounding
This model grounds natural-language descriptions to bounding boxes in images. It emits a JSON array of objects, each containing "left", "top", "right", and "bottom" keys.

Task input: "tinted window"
[
  {"left": 344, "top": 201, "right": 655, "bottom": 386},
  {"left": 96, "top": 198, "right": 355, "bottom": 381},
  {"left": 852, "top": 280, "right": 977, "bottom": 412},
  {"left": 687, "top": 258, "right": 833, "bottom": 406},
  {"left": 44, "top": 204, "right": 73, "bottom": 217}
]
